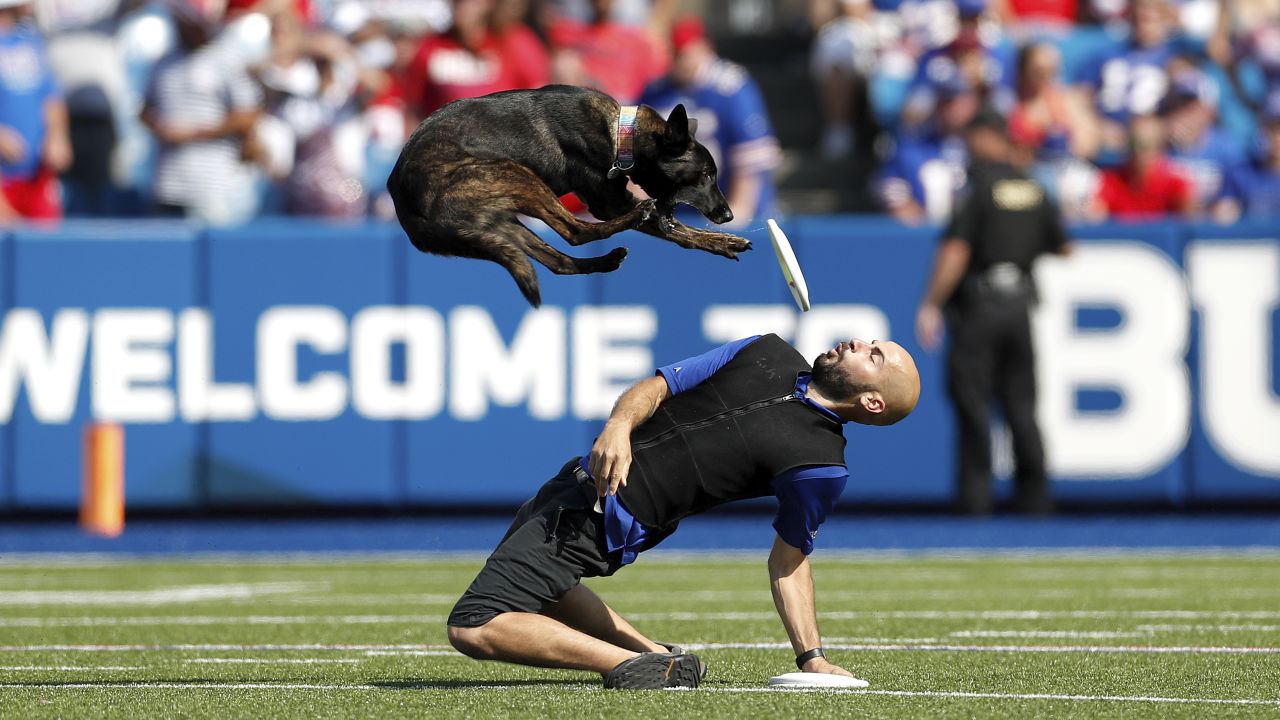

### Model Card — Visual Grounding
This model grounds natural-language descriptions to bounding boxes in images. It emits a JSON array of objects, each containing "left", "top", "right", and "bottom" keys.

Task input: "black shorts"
[{"left": 447, "top": 458, "right": 623, "bottom": 628}]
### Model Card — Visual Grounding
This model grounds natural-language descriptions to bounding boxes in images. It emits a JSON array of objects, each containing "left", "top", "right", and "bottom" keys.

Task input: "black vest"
[{"left": 617, "top": 334, "right": 847, "bottom": 531}]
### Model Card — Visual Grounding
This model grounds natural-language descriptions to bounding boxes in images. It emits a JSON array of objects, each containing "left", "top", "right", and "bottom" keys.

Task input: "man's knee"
[{"left": 447, "top": 623, "right": 491, "bottom": 659}]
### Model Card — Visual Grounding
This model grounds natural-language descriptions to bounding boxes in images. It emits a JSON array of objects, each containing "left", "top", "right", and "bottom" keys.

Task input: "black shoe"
[
  {"left": 656, "top": 643, "right": 707, "bottom": 681},
  {"left": 603, "top": 652, "right": 705, "bottom": 689}
]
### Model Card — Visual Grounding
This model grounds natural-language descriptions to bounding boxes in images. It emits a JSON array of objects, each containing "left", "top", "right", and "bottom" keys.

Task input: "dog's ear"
[
  {"left": 687, "top": 118, "right": 698, "bottom": 138},
  {"left": 665, "top": 104, "right": 691, "bottom": 149}
]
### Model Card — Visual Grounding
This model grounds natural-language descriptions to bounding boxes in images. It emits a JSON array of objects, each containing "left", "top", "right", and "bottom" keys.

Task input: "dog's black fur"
[{"left": 386, "top": 85, "right": 751, "bottom": 307}]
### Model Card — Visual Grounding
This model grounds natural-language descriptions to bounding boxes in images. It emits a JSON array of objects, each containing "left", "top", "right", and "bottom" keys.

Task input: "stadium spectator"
[
  {"left": 1161, "top": 63, "right": 1244, "bottom": 209},
  {"left": 992, "top": 0, "right": 1077, "bottom": 37},
  {"left": 877, "top": 76, "right": 979, "bottom": 223},
  {"left": 140, "top": 1, "right": 264, "bottom": 223},
  {"left": 0, "top": 0, "right": 71, "bottom": 224},
  {"left": 547, "top": 0, "right": 665, "bottom": 104},
  {"left": 1212, "top": 90, "right": 1280, "bottom": 221},
  {"left": 256, "top": 9, "right": 371, "bottom": 217},
  {"left": 899, "top": 0, "right": 1016, "bottom": 129},
  {"left": 1089, "top": 113, "right": 1193, "bottom": 219},
  {"left": 1008, "top": 42, "right": 1102, "bottom": 219},
  {"left": 1074, "top": 0, "right": 1180, "bottom": 160},
  {"left": 403, "top": 0, "right": 518, "bottom": 122},
  {"left": 638, "top": 16, "right": 781, "bottom": 226},
  {"left": 492, "top": 0, "right": 550, "bottom": 90},
  {"left": 810, "top": 0, "right": 902, "bottom": 159}
]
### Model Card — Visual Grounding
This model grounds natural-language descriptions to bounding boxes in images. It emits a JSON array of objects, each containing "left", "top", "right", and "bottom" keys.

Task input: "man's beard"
[{"left": 811, "top": 354, "right": 876, "bottom": 401}]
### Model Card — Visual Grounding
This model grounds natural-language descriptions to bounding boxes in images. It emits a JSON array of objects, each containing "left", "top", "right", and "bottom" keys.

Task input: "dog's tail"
[{"left": 493, "top": 250, "right": 543, "bottom": 308}]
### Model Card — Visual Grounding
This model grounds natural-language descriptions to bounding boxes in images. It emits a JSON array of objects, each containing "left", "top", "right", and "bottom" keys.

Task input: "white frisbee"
[
  {"left": 767, "top": 218, "right": 811, "bottom": 312},
  {"left": 768, "top": 672, "right": 870, "bottom": 689}
]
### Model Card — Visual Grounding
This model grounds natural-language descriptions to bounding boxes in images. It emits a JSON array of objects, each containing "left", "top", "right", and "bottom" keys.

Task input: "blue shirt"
[
  {"left": 1075, "top": 40, "right": 1176, "bottom": 122},
  {"left": 877, "top": 131, "right": 969, "bottom": 221},
  {"left": 582, "top": 336, "right": 849, "bottom": 565},
  {"left": 0, "top": 23, "right": 60, "bottom": 180},
  {"left": 1218, "top": 161, "right": 1280, "bottom": 218},
  {"left": 639, "top": 59, "right": 781, "bottom": 221}
]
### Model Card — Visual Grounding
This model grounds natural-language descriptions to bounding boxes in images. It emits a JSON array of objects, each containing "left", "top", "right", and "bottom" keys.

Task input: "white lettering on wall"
[
  {"left": 0, "top": 308, "right": 88, "bottom": 423},
  {"left": 92, "top": 309, "right": 175, "bottom": 423},
  {"left": 1187, "top": 241, "right": 1280, "bottom": 476},
  {"left": 258, "top": 306, "right": 347, "bottom": 421},
  {"left": 449, "top": 307, "right": 565, "bottom": 421},
  {"left": 351, "top": 306, "right": 445, "bottom": 420},
  {"left": 572, "top": 306, "right": 656, "bottom": 419},
  {"left": 1035, "top": 244, "right": 1190, "bottom": 477},
  {"left": 178, "top": 308, "right": 256, "bottom": 422}
]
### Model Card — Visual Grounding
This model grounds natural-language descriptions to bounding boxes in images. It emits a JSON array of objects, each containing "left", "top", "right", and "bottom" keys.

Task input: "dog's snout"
[{"left": 714, "top": 207, "right": 734, "bottom": 224}]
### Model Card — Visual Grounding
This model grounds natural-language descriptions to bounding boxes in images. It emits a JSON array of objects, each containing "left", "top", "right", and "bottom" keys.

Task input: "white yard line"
[
  {"left": 184, "top": 658, "right": 361, "bottom": 665},
  {"left": 0, "top": 641, "right": 1275, "bottom": 655},
  {"left": 0, "top": 681, "right": 1276, "bottom": 706},
  {"left": 0, "top": 666, "right": 143, "bottom": 671},
  {"left": 7, "top": 609, "right": 1280, "bottom": 629},
  {"left": 0, "top": 583, "right": 324, "bottom": 607},
  {"left": 949, "top": 631, "right": 1151, "bottom": 639},
  {"left": 0, "top": 615, "right": 445, "bottom": 628}
]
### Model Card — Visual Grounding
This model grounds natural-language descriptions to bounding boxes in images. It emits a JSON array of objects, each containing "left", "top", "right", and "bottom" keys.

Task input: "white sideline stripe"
[
  {"left": 185, "top": 658, "right": 361, "bottom": 665},
  {"left": 682, "top": 642, "right": 1280, "bottom": 655},
  {"left": 0, "top": 583, "right": 322, "bottom": 607},
  {"left": 0, "top": 666, "right": 143, "bottom": 671},
  {"left": 2, "top": 641, "right": 1275, "bottom": 656},
  {"left": 950, "top": 631, "right": 1150, "bottom": 639},
  {"left": 0, "top": 615, "right": 445, "bottom": 628},
  {"left": 1, "top": 681, "right": 1277, "bottom": 706},
  {"left": 8, "top": 609, "right": 1280, "bottom": 629},
  {"left": 629, "top": 609, "right": 1280, "bottom": 621},
  {"left": 695, "top": 688, "right": 1280, "bottom": 706},
  {"left": 363, "top": 651, "right": 460, "bottom": 657},
  {"left": 0, "top": 644, "right": 451, "bottom": 652}
]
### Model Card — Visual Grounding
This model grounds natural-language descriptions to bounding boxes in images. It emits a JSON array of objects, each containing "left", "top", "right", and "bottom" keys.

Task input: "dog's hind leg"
[
  {"left": 504, "top": 220, "right": 628, "bottom": 276},
  {"left": 507, "top": 174, "right": 653, "bottom": 247},
  {"left": 474, "top": 232, "right": 546, "bottom": 308}
]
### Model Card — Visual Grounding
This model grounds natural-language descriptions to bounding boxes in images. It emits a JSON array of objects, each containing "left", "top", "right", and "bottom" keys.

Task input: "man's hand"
[
  {"left": 801, "top": 655, "right": 855, "bottom": 677},
  {"left": 588, "top": 421, "right": 633, "bottom": 497},
  {"left": 915, "top": 303, "right": 944, "bottom": 351},
  {"left": 0, "top": 126, "right": 27, "bottom": 164}
]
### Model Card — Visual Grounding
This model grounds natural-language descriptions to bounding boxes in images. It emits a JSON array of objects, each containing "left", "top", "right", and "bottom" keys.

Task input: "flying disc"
[
  {"left": 767, "top": 219, "right": 811, "bottom": 312},
  {"left": 768, "top": 672, "right": 870, "bottom": 689}
]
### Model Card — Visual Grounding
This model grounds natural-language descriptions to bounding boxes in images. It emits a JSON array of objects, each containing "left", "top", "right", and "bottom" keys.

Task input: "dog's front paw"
[{"left": 708, "top": 232, "right": 752, "bottom": 258}]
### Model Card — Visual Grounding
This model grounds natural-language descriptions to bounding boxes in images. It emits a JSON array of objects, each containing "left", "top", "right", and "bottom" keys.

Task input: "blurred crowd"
[
  {"left": 810, "top": 0, "right": 1280, "bottom": 222},
  {"left": 1, "top": 0, "right": 1278, "bottom": 226}
]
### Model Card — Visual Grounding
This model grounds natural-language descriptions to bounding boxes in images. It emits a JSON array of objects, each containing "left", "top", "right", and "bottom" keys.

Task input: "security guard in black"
[{"left": 917, "top": 108, "right": 1071, "bottom": 515}]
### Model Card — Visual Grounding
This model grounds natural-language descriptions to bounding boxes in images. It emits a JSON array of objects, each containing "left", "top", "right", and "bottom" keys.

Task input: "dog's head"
[{"left": 637, "top": 104, "right": 734, "bottom": 225}]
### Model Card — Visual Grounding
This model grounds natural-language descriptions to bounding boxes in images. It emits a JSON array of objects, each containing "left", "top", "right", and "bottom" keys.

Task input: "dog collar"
[{"left": 608, "top": 105, "right": 638, "bottom": 180}]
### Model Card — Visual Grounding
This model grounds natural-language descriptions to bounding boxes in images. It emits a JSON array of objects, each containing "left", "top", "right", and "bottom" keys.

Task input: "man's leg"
[
  {"left": 947, "top": 310, "right": 996, "bottom": 515},
  {"left": 998, "top": 307, "right": 1051, "bottom": 514},
  {"left": 448, "top": 611, "right": 636, "bottom": 672},
  {"left": 540, "top": 584, "right": 667, "bottom": 654}
]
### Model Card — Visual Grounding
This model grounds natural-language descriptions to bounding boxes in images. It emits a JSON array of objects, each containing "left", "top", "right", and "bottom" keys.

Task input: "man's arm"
[
  {"left": 767, "top": 534, "right": 854, "bottom": 677},
  {"left": 915, "top": 236, "right": 970, "bottom": 351},
  {"left": 587, "top": 375, "right": 671, "bottom": 497}
]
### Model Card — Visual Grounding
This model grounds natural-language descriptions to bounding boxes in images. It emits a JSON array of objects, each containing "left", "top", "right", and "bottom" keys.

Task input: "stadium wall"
[{"left": 0, "top": 217, "right": 1276, "bottom": 511}]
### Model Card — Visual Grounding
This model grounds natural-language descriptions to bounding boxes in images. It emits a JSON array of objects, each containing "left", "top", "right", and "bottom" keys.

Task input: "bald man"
[{"left": 447, "top": 333, "right": 920, "bottom": 689}]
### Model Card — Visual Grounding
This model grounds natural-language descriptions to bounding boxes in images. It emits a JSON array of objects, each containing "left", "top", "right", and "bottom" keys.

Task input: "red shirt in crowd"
[
  {"left": 1095, "top": 157, "right": 1192, "bottom": 219},
  {"left": 404, "top": 32, "right": 517, "bottom": 119},
  {"left": 1007, "top": 0, "right": 1077, "bottom": 25},
  {"left": 497, "top": 24, "right": 551, "bottom": 90},
  {"left": 547, "top": 19, "right": 665, "bottom": 104}
]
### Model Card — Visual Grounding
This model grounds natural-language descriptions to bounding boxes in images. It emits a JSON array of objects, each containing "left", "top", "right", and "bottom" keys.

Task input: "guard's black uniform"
[{"left": 942, "top": 160, "right": 1068, "bottom": 514}]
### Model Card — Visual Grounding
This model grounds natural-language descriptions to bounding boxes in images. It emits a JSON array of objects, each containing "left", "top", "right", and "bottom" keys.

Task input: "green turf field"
[{"left": 1, "top": 551, "right": 1278, "bottom": 718}]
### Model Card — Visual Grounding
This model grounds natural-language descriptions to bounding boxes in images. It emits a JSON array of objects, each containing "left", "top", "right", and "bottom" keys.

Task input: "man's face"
[{"left": 812, "top": 338, "right": 895, "bottom": 398}]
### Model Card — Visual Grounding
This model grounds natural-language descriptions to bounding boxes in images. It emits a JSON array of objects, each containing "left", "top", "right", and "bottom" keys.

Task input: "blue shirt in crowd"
[
  {"left": 639, "top": 59, "right": 781, "bottom": 221},
  {"left": 0, "top": 22, "right": 60, "bottom": 181},
  {"left": 581, "top": 336, "right": 849, "bottom": 566}
]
